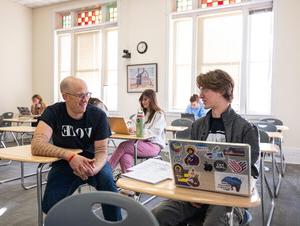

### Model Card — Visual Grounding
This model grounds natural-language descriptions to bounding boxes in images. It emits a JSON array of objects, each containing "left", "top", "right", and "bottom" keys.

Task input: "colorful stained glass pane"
[
  {"left": 62, "top": 14, "right": 71, "bottom": 28},
  {"left": 200, "top": 0, "right": 241, "bottom": 8},
  {"left": 77, "top": 9, "right": 102, "bottom": 26},
  {"left": 176, "top": 0, "right": 193, "bottom": 12},
  {"left": 109, "top": 6, "right": 118, "bottom": 22}
]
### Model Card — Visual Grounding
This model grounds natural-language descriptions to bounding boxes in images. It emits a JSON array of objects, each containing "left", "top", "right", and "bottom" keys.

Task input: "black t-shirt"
[
  {"left": 206, "top": 117, "right": 226, "bottom": 142},
  {"left": 41, "top": 102, "right": 111, "bottom": 156}
]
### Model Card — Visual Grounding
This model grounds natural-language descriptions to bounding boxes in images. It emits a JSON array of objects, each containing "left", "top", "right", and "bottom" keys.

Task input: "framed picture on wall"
[{"left": 127, "top": 63, "right": 158, "bottom": 93}]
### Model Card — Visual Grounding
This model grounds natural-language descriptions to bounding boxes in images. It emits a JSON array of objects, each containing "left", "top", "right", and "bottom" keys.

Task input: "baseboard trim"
[{"left": 283, "top": 146, "right": 300, "bottom": 165}]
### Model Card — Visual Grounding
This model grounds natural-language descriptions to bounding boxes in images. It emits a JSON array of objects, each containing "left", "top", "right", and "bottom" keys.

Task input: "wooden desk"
[
  {"left": 111, "top": 133, "right": 154, "bottom": 164},
  {"left": 0, "top": 126, "right": 36, "bottom": 146},
  {"left": 0, "top": 145, "right": 80, "bottom": 226},
  {"left": 117, "top": 177, "right": 260, "bottom": 208},
  {"left": 165, "top": 126, "right": 188, "bottom": 138},
  {"left": 3, "top": 117, "right": 38, "bottom": 125},
  {"left": 260, "top": 143, "right": 280, "bottom": 226},
  {"left": 275, "top": 125, "right": 289, "bottom": 131}
]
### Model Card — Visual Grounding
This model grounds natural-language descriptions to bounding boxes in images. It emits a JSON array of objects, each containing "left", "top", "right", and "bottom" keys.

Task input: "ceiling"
[{"left": 10, "top": 0, "right": 75, "bottom": 8}]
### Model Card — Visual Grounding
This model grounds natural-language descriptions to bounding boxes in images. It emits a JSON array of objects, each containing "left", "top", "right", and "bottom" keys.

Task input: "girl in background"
[{"left": 109, "top": 89, "right": 166, "bottom": 173}]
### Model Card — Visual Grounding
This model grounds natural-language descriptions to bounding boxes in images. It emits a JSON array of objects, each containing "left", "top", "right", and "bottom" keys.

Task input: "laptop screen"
[
  {"left": 17, "top": 107, "right": 31, "bottom": 116},
  {"left": 169, "top": 139, "right": 252, "bottom": 196}
]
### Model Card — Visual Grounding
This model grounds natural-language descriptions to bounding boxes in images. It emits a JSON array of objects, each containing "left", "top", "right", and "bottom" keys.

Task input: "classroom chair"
[
  {"left": 171, "top": 118, "right": 193, "bottom": 139},
  {"left": 44, "top": 191, "right": 159, "bottom": 226}
]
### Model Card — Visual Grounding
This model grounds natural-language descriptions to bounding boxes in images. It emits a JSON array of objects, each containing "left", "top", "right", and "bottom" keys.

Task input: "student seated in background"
[
  {"left": 185, "top": 94, "right": 206, "bottom": 120},
  {"left": 31, "top": 76, "right": 121, "bottom": 221},
  {"left": 31, "top": 94, "right": 47, "bottom": 115},
  {"left": 109, "top": 89, "right": 166, "bottom": 173},
  {"left": 152, "top": 69, "right": 259, "bottom": 226},
  {"left": 88, "top": 97, "right": 109, "bottom": 116}
]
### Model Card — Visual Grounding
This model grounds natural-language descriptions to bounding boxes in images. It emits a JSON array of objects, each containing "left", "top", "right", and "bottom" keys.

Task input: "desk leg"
[
  {"left": 261, "top": 152, "right": 275, "bottom": 226},
  {"left": 273, "top": 154, "right": 282, "bottom": 197},
  {"left": 134, "top": 140, "right": 139, "bottom": 165},
  {"left": 10, "top": 131, "right": 19, "bottom": 146},
  {"left": 260, "top": 153, "right": 265, "bottom": 226},
  {"left": 21, "top": 162, "right": 49, "bottom": 190},
  {"left": 0, "top": 140, "right": 12, "bottom": 166},
  {"left": 37, "top": 163, "right": 46, "bottom": 226}
]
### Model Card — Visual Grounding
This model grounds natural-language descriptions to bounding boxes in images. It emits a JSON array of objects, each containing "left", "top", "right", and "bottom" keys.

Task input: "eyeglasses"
[{"left": 66, "top": 92, "right": 92, "bottom": 100}]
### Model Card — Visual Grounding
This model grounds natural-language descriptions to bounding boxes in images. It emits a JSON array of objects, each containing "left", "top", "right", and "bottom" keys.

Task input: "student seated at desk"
[
  {"left": 31, "top": 94, "right": 47, "bottom": 115},
  {"left": 152, "top": 69, "right": 259, "bottom": 226},
  {"left": 109, "top": 89, "right": 166, "bottom": 173},
  {"left": 88, "top": 97, "right": 109, "bottom": 116},
  {"left": 31, "top": 76, "right": 121, "bottom": 221},
  {"left": 185, "top": 94, "right": 206, "bottom": 120}
]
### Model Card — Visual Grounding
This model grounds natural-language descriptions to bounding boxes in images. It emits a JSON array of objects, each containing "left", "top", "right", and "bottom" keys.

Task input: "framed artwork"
[{"left": 127, "top": 63, "right": 158, "bottom": 93}]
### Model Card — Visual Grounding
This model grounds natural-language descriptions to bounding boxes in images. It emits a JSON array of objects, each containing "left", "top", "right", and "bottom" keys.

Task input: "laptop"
[
  {"left": 17, "top": 107, "right": 31, "bottom": 116},
  {"left": 181, "top": 113, "right": 195, "bottom": 121},
  {"left": 169, "top": 139, "right": 253, "bottom": 196},
  {"left": 108, "top": 116, "right": 131, "bottom": 135}
]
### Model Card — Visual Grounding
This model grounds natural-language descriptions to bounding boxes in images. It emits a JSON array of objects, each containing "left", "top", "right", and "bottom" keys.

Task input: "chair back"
[
  {"left": 260, "top": 118, "right": 283, "bottom": 126},
  {"left": 2, "top": 112, "right": 14, "bottom": 127},
  {"left": 44, "top": 191, "right": 159, "bottom": 226},
  {"left": 171, "top": 118, "right": 193, "bottom": 139},
  {"left": 253, "top": 121, "right": 277, "bottom": 132},
  {"left": 258, "top": 129, "right": 270, "bottom": 143}
]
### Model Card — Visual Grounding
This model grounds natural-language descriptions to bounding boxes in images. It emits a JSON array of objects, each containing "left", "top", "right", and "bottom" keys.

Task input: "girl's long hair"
[{"left": 139, "top": 89, "right": 162, "bottom": 123}]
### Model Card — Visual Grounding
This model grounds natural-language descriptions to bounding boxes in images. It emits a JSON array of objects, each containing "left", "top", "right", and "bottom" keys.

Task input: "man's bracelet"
[{"left": 68, "top": 153, "right": 76, "bottom": 162}]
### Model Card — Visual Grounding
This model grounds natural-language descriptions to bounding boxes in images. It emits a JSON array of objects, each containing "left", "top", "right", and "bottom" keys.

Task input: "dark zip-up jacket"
[{"left": 191, "top": 106, "right": 260, "bottom": 178}]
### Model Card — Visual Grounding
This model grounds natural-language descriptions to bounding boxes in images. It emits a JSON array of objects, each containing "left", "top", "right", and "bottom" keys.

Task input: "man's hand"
[{"left": 69, "top": 155, "right": 95, "bottom": 180}]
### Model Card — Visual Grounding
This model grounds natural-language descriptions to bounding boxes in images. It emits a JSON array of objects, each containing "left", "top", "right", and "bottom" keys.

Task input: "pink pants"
[{"left": 108, "top": 140, "right": 161, "bottom": 173}]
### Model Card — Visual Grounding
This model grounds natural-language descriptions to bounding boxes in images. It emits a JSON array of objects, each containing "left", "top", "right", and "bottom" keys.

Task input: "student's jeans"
[
  {"left": 108, "top": 140, "right": 161, "bottom": 173},
  {"left": 42, "top": 160, "right": 122, "bottom": 221},
  {"left": 152, "top": 200, "right": 244, "bottom": 226}
]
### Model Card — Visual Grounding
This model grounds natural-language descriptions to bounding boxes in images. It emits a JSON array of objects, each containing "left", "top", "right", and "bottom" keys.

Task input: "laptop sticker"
[
  {"left": 173, "top": 163, "right": 190, "bottom": 186},
  {"left": 215, "top": 172, "right": 249, "bottom": 194},
  {"left": 187, "top": 168, "right": 200, "bottom": 187},
  {"left": 203, "top": 161, "right": 213, "bottom": 172},
  {"left": 205, "top": 145, "right": 225, "bottom": 160},
  {"left": 213, "top": 160, "right": 227, "bottom": 172},
  {"left": 224, "top": 147, "right": 245, "bottom": 157},
  {"left": 228, "top": 159, "right": 247, "bottom": 174},
  {"left": 184, "top": 146, "right": 199, "bottom": 166}
]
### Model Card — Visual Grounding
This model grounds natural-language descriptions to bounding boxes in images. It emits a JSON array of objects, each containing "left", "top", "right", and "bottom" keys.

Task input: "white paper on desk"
[{"left": 123, "top": 159, "right": 173, "bottom": 184}]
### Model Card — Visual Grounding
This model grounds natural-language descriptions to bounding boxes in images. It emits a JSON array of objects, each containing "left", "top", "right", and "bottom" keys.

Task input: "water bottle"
[{"left": 136, "top": 109, "right": 144, "bottom": 137}]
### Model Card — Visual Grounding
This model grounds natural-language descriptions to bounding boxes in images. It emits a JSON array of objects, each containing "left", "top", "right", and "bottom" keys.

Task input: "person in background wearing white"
[{"left": 109, "top": 89, "right": 166, "bottom": 173}]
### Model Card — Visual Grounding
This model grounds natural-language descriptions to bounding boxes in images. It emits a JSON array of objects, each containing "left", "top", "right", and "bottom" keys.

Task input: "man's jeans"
[{"left": 42, "top": 160, "right": 122, "bottom": 221}]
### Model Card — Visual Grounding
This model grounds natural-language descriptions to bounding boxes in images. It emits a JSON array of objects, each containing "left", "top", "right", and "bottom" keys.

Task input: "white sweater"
[{"left": 144, "top": 111, "right": 166, "bottom": 149}]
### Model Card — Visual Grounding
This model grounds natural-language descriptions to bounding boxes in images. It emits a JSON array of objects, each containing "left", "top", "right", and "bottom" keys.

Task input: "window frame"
[{"left": 167, "top": 0, "right": 273, "bottom": 116}]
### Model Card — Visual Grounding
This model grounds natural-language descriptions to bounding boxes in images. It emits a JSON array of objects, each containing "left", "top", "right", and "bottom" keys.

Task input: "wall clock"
[{"left": 137, "top": 41, "right": 148, "bottom": 54}]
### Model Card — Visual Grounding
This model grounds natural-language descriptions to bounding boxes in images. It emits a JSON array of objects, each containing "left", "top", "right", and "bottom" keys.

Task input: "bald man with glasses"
[{"left": 31, "top": 76, "right": 121, "bottom": 221}]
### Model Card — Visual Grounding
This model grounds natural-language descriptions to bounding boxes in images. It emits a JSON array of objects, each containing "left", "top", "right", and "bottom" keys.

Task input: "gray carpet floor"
[{"left": 0, "top": 151, "right": 300, "bottom": 226}]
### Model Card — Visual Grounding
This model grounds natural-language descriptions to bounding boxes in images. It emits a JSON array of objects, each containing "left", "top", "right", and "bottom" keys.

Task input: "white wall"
[
  {"left": 31, "top": 0, "right": 300, "bottom": 151},
  {"left": 0, "top": 0, "right": 32, "bottom": 114},
  {"left": 272, "top": 0, "right": 300, "bottom": 150}
]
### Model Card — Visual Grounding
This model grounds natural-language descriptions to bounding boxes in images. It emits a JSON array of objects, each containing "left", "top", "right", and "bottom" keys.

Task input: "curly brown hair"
[{"left": 196, "top": 69, "right": 234, "bottom": 102}]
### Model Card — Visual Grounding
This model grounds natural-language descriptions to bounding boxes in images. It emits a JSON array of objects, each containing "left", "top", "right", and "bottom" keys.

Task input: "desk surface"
[
  {"left": 266, "top": 131, "right": 283, "bottom": 139},
  {"left": 0, "top": 126, "right": 36, "bottom": 133},
  {"left": 0, "top": 145, "right": 81, "bottom": 163},
  {"left": 111, "top": 133, "right": 153, "bottom": 140},
  {"left": 3, "top": 117, "right": 38, "bottom": 123},
  {"left": 260, "top": 143, "right": 279, "bottom": 153},
  {"left": 276, "top": 125, "right": 289, "bottom": 131},
  {"left": 117, "top": 178, "right": 260, "bottom": 208},
  {"left": 165, "top": 126, "right": 188, "bottom": 132}
]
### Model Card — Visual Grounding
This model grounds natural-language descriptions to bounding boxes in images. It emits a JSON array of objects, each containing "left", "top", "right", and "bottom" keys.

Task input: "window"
[
  {"left": 55, "top": 3, "right": 118, "bottom": 111},
  {"left": 169, "top": 0, "right": 273, "bottom": 115}
]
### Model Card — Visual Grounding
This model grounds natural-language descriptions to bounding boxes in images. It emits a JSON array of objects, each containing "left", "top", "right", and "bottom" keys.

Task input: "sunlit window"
[
  {"left": 200, "top": 0, "right": 241, "bottom": 8},
  {"left": 62, "top": 14, "right": 71, "bottom": 28},
  {"left": 109, "top": 6, "right": 118, "bottom": 22},
  {"left": 169, "top": 1, "right": 273, "bottom": 115},
  {"left": 77, "top": 9, "right": 101, "bottom": 26},
  {"left": 176, "top": 0, "right": 193, "bottom": 12}
]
